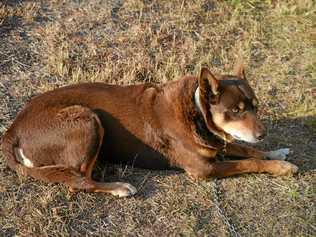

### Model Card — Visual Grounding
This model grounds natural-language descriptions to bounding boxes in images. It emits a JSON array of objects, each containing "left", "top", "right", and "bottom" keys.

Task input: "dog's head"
[{"left": 195, "top": 63, "right": 266, "bottom": 143}]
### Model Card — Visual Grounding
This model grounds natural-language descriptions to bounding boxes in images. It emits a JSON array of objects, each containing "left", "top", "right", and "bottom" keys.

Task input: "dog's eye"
[{"left": 238, "top": 102, "right": 245, "bottom": 111}]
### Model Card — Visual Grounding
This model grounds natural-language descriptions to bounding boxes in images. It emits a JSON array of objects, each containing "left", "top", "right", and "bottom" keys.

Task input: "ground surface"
[{"left": 0, "top": 0, "right": 315, "bottom": 236}]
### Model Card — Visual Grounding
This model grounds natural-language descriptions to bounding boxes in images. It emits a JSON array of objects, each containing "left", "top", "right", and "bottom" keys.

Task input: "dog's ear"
[
  {"left": 233, "top": 61, "right": 246, "bottom": 80},
  {"left": 199, "top": 67, "right": 220, "bottom": 102},
  {"left": 196, "top": 67, "right": 234, "bottom": 143}
]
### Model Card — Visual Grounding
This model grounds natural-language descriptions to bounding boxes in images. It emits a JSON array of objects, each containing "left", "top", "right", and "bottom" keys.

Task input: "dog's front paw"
[
  {"left": 271, "top": 161, "right": 298, "bottom": 176},
  {"left": 110, "top": 182, "right": 137, "bottom": 198},
  {"left": 266, "top": 148, "right": 290, "bottom": 160}
]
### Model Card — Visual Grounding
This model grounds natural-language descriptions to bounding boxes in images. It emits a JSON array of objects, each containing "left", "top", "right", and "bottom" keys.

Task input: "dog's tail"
[
  {"left": 1, "top": 130, "right": 31, "bottom": 176},
  {"left": 2, "top": 131, "right": 21, "bottom": 170}
]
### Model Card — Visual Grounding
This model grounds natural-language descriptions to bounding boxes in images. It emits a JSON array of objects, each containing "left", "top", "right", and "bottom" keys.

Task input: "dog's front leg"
[
  {"left": 209, "top": 159, "right": 298, "bottom": 178},
  {"left": 185, "top": 159, "right": 298, "bottom": 180},
  {"left": 225, "top": 143, "right": 290, "bottom": 161},
  {"left": 224, "top": 143, "right": 266, "bottom": 159}
]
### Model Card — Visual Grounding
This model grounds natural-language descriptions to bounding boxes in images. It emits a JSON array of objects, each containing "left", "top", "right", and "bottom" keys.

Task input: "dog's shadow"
[
  {"left": 260, "top": 115, "right": 315, "bottom": 172},
  {"left": 92, "top": 164, "right": 182, "bottom": 199}
]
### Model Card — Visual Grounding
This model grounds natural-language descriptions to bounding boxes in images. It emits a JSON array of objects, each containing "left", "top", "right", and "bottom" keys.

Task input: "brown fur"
[{"left": 1, "top": 66, "right": 298, "bottom": 197}]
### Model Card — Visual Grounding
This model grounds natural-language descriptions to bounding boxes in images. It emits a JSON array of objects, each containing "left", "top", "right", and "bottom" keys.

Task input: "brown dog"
[{"left": 1, "top": 64, "right": 298, "bottom": 197}]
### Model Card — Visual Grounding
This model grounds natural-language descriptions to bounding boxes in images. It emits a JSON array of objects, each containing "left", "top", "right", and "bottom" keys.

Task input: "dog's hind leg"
[
  {"left": 76, "top": 110, "right": 104, "bottom": 180},
  {"left": 50, "top": 106, "right": 136, "bottom": 197},
  {"left": 5, "top": 105, "right": 137, "bottom": 197},
  {"left": 21, "top": 165, "right": 137, "bottom": 197}
]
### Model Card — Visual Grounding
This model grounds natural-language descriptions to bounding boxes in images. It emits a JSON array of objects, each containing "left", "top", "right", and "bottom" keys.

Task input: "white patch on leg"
[
  {"left": 266, "top": 148, "right": 290, "bottom": 160},
  {"left": 110, "top": 182, "right": 137, "bottom": 198},
  {"left": 17, "top": 148, "right": 34, "bottom": 168}
]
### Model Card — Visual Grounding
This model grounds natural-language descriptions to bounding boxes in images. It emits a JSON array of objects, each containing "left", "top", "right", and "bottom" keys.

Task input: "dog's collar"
[
  {"left": 193, "top": 86, "right": 233, "bottom": 145},
  {"left": 194, "top": 86, "right": 202, "bottom": 113}
]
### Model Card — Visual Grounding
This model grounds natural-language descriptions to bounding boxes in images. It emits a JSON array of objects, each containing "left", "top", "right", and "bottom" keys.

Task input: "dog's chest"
[{"left": 197, "top": 147, "right": 218, "bottom": 158}]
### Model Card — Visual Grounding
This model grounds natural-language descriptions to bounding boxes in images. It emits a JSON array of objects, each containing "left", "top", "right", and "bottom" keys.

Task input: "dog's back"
[{"left": 3, "top": 82, "right": 177, "bottom": 170}]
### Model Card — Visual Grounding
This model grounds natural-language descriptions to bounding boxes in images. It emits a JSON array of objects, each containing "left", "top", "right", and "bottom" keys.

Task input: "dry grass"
[{"left": 0, "top": 0, "right": 315, "bottom": 236}]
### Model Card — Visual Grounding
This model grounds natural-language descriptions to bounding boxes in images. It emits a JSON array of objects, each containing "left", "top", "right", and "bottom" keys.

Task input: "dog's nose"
[
  {"left": 257, "top": 133, "right": 265, "bottom": 141},
  {"left": 256, "top": 130, "right": 266, "bottom": 141},
  {"left": 255, "top": 121, "right": 266, "bottom": 141}
]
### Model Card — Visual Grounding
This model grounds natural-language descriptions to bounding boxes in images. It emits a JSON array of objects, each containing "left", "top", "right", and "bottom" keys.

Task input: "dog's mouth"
[
  {"left": 231, "top": 134, "right": 242, "bottom": 140},
  {"left": 229, "top": 133, "right": 260, "bottom": 144}
]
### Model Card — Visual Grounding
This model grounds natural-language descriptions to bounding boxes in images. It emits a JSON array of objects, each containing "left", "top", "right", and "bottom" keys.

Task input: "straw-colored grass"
[{"left": 0, "top": 1, "right": 315, "bottom": 236}]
